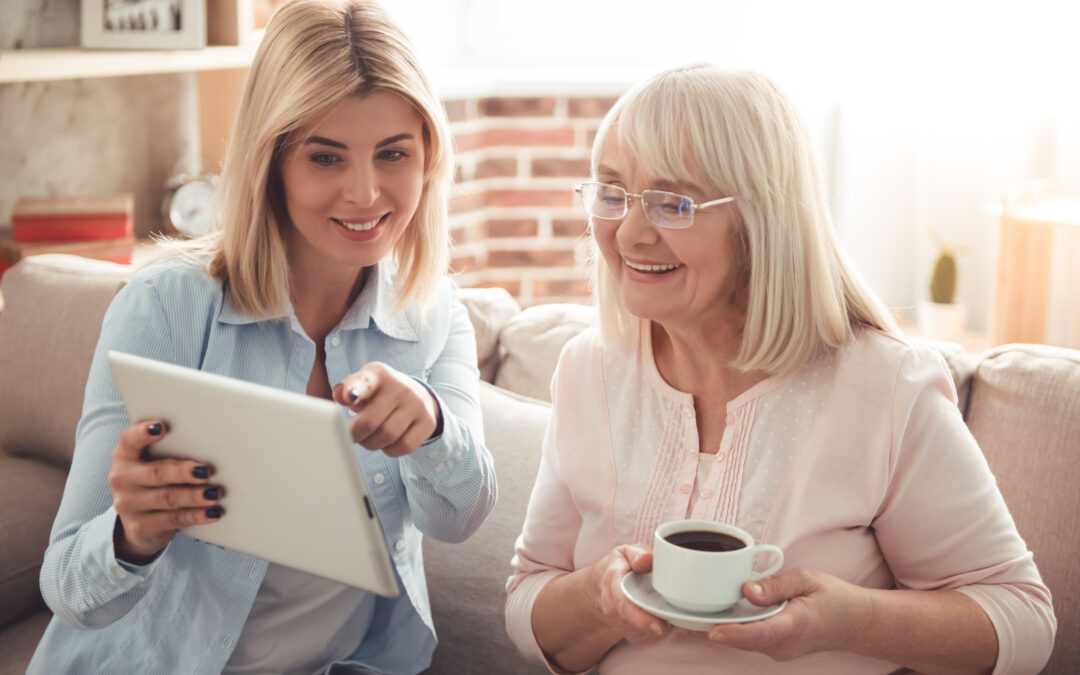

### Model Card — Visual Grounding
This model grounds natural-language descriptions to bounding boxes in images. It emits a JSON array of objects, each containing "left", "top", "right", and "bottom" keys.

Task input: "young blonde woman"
[
  {"left": 29, "top": 1, "right": 496, "bottom": 673},
  {"left": 506, "top": 65, "right": 1055, "bottom": 674}
]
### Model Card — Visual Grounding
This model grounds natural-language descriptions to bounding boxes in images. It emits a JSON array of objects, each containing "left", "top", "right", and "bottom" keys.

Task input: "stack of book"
[{"left": 1, "top": 194, "right": 135, "bottom": 279}]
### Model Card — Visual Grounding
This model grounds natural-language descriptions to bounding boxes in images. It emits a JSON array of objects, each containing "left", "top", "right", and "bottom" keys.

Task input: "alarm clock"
[{"left": 162, "top": 173, "right": 219, "bottom": 237}]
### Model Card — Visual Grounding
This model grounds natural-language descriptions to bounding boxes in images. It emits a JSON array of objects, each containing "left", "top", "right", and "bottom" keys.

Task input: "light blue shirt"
[{"left": 28, "top": 256, "right": 497, "bottom": 675}]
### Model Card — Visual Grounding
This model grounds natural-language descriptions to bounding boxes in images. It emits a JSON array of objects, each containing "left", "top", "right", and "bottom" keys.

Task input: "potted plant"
[{"left": 918, "top": 232, "right": 968, "bottom": 341}]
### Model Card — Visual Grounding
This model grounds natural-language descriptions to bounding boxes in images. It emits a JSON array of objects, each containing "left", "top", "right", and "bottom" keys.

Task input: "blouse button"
[
  {"left": 330, "top": 336, "right": 341, "bottom": 347},
  {"left": 725, "top": 413, "right": 735, "bottom": 426},
  {"left": 700, "top": 490, "right": 713, "bottom": 500},
  {"left": 395, "top": 539, "right": 406, "bottom": 552},
  {"left": 373, "top": 473, "right": 386, "bottom": 485},
  {"left": 679, "top": 483, "right": 692, "bottom": 494},
  {"left": 684, "top": 408, "right": 694, "bottom": 419},
  {"left": 716, "top": 453, "right": 727, "bottom": 463}
]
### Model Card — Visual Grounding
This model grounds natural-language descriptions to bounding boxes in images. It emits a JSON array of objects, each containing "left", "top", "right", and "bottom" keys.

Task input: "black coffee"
[{"left": 664, "top": 530, "right": 746, "bottom": 552}]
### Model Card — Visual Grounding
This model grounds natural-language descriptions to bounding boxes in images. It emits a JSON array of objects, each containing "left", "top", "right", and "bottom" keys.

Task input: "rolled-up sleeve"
[{"left": 399, "top": 288, "right": 497, "bottom": 543}]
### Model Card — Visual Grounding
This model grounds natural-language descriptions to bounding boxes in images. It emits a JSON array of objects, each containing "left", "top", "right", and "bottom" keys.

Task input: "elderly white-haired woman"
[{"left": 506, "top": 64, "right": 1055, "bottom": 674}]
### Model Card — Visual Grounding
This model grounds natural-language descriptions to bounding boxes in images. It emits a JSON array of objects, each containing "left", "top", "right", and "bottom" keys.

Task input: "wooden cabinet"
[{"left": 989, "top": 194, "right": 1080, "bottom": 348}]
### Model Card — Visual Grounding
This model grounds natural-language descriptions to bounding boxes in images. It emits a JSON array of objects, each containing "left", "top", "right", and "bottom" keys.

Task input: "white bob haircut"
[{"left": 589, "top": 64, "right": 897, "bottom": 376}]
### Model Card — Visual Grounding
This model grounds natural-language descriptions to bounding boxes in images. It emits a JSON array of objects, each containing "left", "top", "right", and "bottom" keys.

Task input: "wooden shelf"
[{"left": 0, "top": 43, "right": 258, "bottom": 84}]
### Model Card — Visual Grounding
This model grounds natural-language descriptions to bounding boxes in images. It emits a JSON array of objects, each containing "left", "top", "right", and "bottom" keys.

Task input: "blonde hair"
[
  {"left": 175, "top": 0, "right": 452, "bottom": 317},
  {"left": 591, "top": 64, "right": 897, "bottom": 376}
]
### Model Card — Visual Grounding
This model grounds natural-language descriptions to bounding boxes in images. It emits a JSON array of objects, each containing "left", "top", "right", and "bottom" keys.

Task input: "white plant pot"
[{"left": 917, "top": 300, "right": 968, "bottom": 342}]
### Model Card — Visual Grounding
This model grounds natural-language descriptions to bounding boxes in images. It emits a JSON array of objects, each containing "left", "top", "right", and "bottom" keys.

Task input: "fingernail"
[
  {"left": 748, "top": 583, "right": 763, "bottom": 596},
  {"left": 348, "top": 387, "right": 360, "bottom": 402},
  {"left": 203, "top": 487, "right": 219, "bottom": 500},
  {"left": 192, "top": 466, "right": 209, "bottom": 479},
  {"left": 650, "top": 622, "right": 663, "bottom": 635},
  {"left": 147, "top": 422, "right": 162, "bottom": 436},
  {"left": 709, "top": 631, "right": 725, "bottom": 643},
  {"left": 206, "top": 506, "right": 222, "bottom": 518}
]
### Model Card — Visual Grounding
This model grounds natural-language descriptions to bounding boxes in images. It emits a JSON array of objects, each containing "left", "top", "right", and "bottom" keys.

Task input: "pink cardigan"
[{"left": 505, "top": 326, "right": 1055, "bottom": 674}]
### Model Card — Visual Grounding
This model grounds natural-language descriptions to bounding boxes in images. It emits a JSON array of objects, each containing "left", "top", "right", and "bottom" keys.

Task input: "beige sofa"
[{"left": 0, "top": 254, "right": 1077, "bottom": 674}]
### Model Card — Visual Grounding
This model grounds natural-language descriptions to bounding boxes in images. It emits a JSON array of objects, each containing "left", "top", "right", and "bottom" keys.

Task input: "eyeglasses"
[{"left": 575, "top": 181, "right": 735, "bottom": 230}]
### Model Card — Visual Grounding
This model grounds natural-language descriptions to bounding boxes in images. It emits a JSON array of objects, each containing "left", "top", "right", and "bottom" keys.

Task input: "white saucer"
[{"left": 621, "top": 572, "right": 788, "bottom": 631}]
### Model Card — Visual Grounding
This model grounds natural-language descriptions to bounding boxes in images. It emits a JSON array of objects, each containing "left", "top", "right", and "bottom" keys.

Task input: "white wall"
[{"left": 386, "top": 0, "right": 1080, "bottom": 332}]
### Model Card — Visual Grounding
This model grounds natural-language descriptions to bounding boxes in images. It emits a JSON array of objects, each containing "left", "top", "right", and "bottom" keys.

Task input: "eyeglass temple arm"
[{"left": 697, "top": 196, "right": 736, "bottom": 209}]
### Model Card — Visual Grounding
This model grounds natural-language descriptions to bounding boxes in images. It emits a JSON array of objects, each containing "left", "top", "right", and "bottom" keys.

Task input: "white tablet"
[{"left": 106, "top": 350, "right": 399, "bottom": 598}]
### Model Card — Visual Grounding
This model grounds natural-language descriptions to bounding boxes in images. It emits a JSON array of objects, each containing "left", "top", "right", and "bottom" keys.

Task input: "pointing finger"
[{"left": 340, "top": 373, "right": 377, "bottom": 406}]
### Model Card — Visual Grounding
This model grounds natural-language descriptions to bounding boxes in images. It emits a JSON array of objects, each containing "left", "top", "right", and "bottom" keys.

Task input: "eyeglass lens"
[
  {"left": 580, "top": 183, "right": 695, "bottom": 229},
  {"left": 644, "top": 191, "right": 693, "bottom": 228}
]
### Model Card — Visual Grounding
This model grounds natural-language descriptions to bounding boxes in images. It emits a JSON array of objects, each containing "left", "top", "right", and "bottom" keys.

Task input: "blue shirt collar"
[{"left": 218, "top": 260, "right": 420, "bottom": 342}]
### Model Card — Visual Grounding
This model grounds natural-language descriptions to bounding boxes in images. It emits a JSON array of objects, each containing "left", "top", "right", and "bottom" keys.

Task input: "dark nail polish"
[
  {"left": 206, "top": 506, "right": 222, "bottom": 519},
  {"left": 203, "top": 487, "right": 219, "bottom": 500},
  {"left": 192, "top": 466, "right": 209, "bottom": 479},
  {"left": 147, "top": 423, "right": 162, "bottom": 436},
  {"left": 348, "top": 387, "right": 360, "bottom": 402}
]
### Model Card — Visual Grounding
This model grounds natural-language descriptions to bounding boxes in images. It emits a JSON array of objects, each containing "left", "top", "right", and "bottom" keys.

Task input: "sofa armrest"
[
  {"left": 0, "top": 453, "right": 67, "bottom": 628},
  {"left": 965, "top": 343, "right": 1080, "bottom": 674},
  {"left": 0, "top": 255, "right": 131, "bottom": 467}
]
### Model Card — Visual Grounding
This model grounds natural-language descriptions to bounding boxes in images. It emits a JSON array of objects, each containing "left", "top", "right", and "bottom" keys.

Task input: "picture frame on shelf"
[{"left": 81, "top": 0, "right": 206, "bottom": 50}]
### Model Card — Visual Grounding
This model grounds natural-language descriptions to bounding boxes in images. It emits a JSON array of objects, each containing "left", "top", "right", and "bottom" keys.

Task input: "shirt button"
[
  {"left": 373, "top": 473, "right": 385, "bottom": 485},
  {"left": 717, "top": 452, "right": 727, "bottom": 462},
  {"left": 684, "top": 408, "right": 694, "bottom": 419},
  {"left": 395, "top": 539, "right": 406, "bottom": 552},
  {"left": 679, "top": 483, "right": 692, "bottom": 494},
  {"left": 330, "top": 336, "right": 341, "bottom": 347},
  {"left": 428, "top": 448, "right": 439, "bottom": 459},
  {"left": 726, "top": 414, "right": 735, "bottom": 425},
  {"left": 700, "top": 490, "right": 713, "bottom": 499}
]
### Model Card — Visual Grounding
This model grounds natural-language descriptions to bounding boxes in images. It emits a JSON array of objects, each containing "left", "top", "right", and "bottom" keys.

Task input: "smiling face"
[
  {"left": 592, "top": 133, "right": 745, "bottom": 335},
  {"left": 278, "top": 90, "right": 426, "bottom": 283}
]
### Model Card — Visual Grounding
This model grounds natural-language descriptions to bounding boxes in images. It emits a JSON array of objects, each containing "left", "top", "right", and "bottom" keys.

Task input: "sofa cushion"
[
  {"left": 424, "top": 382, "right": 550, "bottom": 674},
  {"left": 0, "top": 454, "right": 67, "bottom": 627},
  {"left": 0, "top": 255, "right": 131, "bottom": 467},
  {"left": 494, "top": 303, "right": 597, "bottom": 401},
  {"left": 964, "top": 344, "right": 1080, "bottom": 674},
  {"left": 457, "top": 287, "right": 521, "bottom": 384}
]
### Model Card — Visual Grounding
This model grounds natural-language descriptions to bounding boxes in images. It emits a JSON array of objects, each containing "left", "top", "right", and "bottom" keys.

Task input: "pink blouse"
[{"left": 505, "top": 326, "right": 1055, "bottom": 674}]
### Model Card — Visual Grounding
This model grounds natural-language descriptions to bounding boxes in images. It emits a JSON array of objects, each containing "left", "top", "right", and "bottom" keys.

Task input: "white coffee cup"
[{"left": 652, "top": 519, "right": 784, "bottom": 613}]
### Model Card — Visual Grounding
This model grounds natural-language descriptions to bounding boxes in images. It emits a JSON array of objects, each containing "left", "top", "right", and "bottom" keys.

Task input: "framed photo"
[{"left": 81, "top": 0, "right": 206, "bottom": 49}]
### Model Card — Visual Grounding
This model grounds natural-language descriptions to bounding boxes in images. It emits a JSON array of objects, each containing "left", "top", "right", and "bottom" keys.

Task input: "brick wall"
[{"left": 446, "top": 95, "right": 617, "bottom": 306}]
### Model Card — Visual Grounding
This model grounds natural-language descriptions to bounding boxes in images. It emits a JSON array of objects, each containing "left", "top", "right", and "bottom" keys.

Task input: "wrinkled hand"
[
  {"left": 588, "top": 544, "right": 671, "bottom": 643},
  {"left": 332, "top": 361, "right": 441, "bottom": 457},
  {"left": 109, "top": 421, "right": 224, "bottom": 565},
  {"left": 703, "top": 567, "right": 873, "bottom": 661}
]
